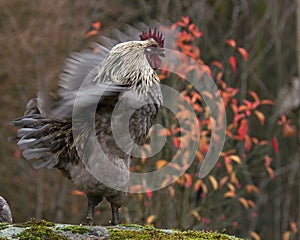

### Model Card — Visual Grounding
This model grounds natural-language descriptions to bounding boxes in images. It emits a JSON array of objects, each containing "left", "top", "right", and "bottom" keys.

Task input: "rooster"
[{"left": 12, "top": 27, "right": 164, "bottom": 225}]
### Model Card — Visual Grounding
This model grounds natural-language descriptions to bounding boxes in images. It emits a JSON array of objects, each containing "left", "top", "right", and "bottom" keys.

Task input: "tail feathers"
[
  {"left": 14, "top": 122, "right": 60, "bottom": 169},
  {"left": 18, "top": 124, "right": 52, "bottom": 140},
  {"left": 16, "top": 128, "right": 36, "bottom": 138},
  {"left": 33, "top": 155, "right": 59, "bottom": 169},
  {"left": 23, "top": 148, "right": 58, "bottom": 169},
  {"left": 17, "top": 138, "right": 36, "bottom": 149},
  {"left": 18, "top": 135, "right": 54, "bottom": 150},
  {"left": 12, "top": 97, "right": 63, "bottom": 169},
  {"left": 23, "top": 148, "right": 50, "bottom": 160},
  {"left": 11, "top": 116, "right": 39, "bottom": 127}
]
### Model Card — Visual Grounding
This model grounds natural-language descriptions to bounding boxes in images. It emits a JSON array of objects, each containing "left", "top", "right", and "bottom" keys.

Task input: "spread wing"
[{"left": 12, "top": 22, "right": 168, "bottom": 170}]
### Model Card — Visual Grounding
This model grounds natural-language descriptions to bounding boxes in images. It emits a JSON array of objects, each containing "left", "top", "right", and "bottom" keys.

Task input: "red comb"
[{"left": 140, "top": 28, "right": 164, "bottom": 48}]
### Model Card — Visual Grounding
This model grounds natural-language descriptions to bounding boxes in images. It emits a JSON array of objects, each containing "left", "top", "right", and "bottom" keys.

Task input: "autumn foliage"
[
  {"left": 101, "top": 17, "right": 296, "bottom": 238},
  {"left": 80, "top": 16, "right": 300, "bottom": 238}
]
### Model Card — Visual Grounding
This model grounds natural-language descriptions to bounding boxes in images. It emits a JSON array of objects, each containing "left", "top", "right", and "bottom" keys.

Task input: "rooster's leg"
[
  {"left": 111, "top": 204, "right": 120, "bottom": 225},
  {"left": 86, "top": 194, "right": 102, "bottom": 225}
]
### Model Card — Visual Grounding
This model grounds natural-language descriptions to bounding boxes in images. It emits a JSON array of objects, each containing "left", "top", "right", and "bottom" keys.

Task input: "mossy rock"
[{"left": 0, "top": 219, "right": 245, "bottom": 239}]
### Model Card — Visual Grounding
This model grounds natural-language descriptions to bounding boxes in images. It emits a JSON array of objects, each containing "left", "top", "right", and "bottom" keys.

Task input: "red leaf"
[
  {"left": 14, "top": 148, "right": 21, "bottom": 159},
  {"left": 264, "top": 155, "right": 273, "bottom": 166},
  {"left": 229, "top": 56, "right": 237, "bottom": 73},
  {"left": 176, "top": 16, "right": 190, "bottom": 27},
  {"left": 188, "top": 23, "right": 203, "bottom": 38},
  {"left": 157, "top": 128, "right": 171, "bottom": 136},
  {"left": 238, "top": 119, "right": 248, "bottom": 140},
  {"left": 84, "top": 30, "right": 99, "bottom": 38},
  {"left": 272, "top": 137, "right": 279, "bottom": 153},
  {"left": 129, "top": 185, "right": 142, "bottom": 192},
  {"left": 226, "top": 39, "right": 236, "bottom": 48},
  {"left": 184, "top": 173, "right": 193, "bottom": 188},
  {"left": 283, "top": 123, "right": 297, "bottom": 137},
  {"left": 279, "top": 116, "right": 297, "bottom": 137},
  {"left": 92, "top": 21, "right": 101, "bottom": 30},
  {"left": 173, "top": 137, "right": 181, "bottom": 148},
  {"left": 248, "top": 90, "right": 260, "bottom": 103},
  {"left": 194, "top": 179, "right": 202, "bottom": 192},
  {"left": 244, "top": 135, "right": 252, "bottom": 152},
  {"left": 212, "top": 61, "right": 223, "bottom": 69},
  {"left": 71, "top": 190, "right": 85, "bottom": 197},
  {"left": 146, "top": 189, "right": 153, "bottom": 199},
  {"left": 233, "top": 113, "right": 245, "bottom": 124},
  {"left": 260, "top": 99, "right": 274, "bottom": 105},
  {"left": 237, "top": 47, "right": 248, "bottom": 61},
  {"left": 264, "top": 156, "right": 275, "bottom": 180}
]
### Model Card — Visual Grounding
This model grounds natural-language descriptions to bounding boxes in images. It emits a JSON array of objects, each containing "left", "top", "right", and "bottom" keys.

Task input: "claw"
[
  {"left": 86, "top": 194, "right": 102, "bottom": 225},
  {"left": 111, "top": 204, "right": 120, "bottom": 225}
]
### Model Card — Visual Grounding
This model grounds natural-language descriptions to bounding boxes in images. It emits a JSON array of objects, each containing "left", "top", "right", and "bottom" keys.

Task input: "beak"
[
  {"left": 159, "top": 51, "right": 165, "bottom": 57},
  {"left": 156, "top": 48, "right": 165, "bottom": 57}
]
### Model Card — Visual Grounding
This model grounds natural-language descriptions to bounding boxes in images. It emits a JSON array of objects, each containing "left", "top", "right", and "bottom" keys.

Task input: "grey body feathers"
[{"left": 11, "top": 26, "right": 163, "bottom": 221}]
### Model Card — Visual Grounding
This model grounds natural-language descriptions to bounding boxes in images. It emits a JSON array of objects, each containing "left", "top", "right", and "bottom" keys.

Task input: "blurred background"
[{"left": 0, "top": 1, "right": 299, "bottom": 239}]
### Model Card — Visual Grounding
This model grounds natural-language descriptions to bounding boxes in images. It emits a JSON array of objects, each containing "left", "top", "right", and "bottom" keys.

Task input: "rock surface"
[
  {"left": 0, "top": 197, "right": 12, "bottom": 224},
  {"left": 0, "top": 219, "right": 245, "bottom": 240}
]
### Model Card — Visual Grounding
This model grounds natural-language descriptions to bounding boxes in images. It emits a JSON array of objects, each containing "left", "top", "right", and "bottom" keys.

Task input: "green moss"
[
  {"left": 20, "top": 219, "right": 56, "bottom": 228},
  {"left": 118, "top": 224, "right": 156, "bottom": 230},
  {"left": 16, "top": 225, "right": 67, "bottom": 240},
  {"left": 108, "top": 225, "right": 244, "bottom": 240},
  {"left": 60, "top": 225, "right": 90, "bottom": 234},
  {"left": 0, "top": 223, "right": 9, "bottom": 230},
  {"left": 14, "top": 220, "right": 65, "bottom": 240}
]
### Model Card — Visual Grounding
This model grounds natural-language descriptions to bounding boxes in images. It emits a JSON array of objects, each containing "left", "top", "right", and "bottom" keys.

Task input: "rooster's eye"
[{"left": 145, "top": 47, "right": 153, "bottom": 52}]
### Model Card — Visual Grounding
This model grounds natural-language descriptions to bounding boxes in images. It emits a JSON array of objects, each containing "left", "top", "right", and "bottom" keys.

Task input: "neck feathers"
[{"left": 94, "top": 41, "right": 160, "bottom": 95}]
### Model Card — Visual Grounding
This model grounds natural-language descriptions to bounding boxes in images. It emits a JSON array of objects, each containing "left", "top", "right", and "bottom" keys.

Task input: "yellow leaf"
[
  {"left": 283, "top": 231, "right": 291, "bottom": 240},
  {"left": 249, "top": 231, "right": 261, "bottom": 240},
  {"left": 245, "top": 185, "right": 260, "bottom": 194},
  {"left": 208, "top": 175, "right": 218, "bottom": 190},
  {"left": 201, "top": 182, "right": 208, "bottom": 194},
  {"left": 238, "top": 197, "right": 249, "bottom": 209},
  {"left": 168, "top": 186, "right": 175, "bottom": 198},
  {"left": 227, "top": 183, "right": 235, "bottom": 192},
  {"left": 155, "top": 160, "right": 168, "bottom": 170},
  {"left": 254, "top": 110, "right": 265, "bottom": 125},
  {"left": 146, "top": 214, "right": 156, "bottom": 224},
  {"left": 230, "top": 172, "right": 240, "bottom": 186},
  {"left": 247, "top": 200, "right": 256, "bottom": 208},
  {"left": 192, "top": 210, "right": 201, "bottom": 221},
  {"left": 229, "top": 155, "right": 242, "bottom": 164},
  {"left": 224, "top": 191, "right": 235, "bottom": 198}
]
